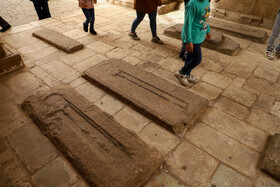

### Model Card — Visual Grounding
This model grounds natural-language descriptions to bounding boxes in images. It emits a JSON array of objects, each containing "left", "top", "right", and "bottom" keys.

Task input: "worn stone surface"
[
  {"left": 83, "top": 59, "right": 209, "bottom": 136},
  {"left": 113, "top": 106, "right": 150, "bottom": 134},
  {"left": 32, "top": 157, "right": 80, "bottom": 187},
  {"left": 208, "top": 17, "right": 268, "bottom": 43},
  {"left": 260, "top": 134, "right": 280, "bottom": 181},
  {"left": 210, "top": 164, "right": 253, "bottom": 187},
  {"left": 271, "top": 101, "right": 280, "bottom": 118},
  {"left": 0, "top": 102, "right": 23, "bottom": 129},
  {"left": 255, "top": 94, "right": 275, "bottom": 111},
  {"left": 202, "top": 71, "right": 232, "bottom": 89},
  {"left": 164, "top": 24, "right": 240, "bottom": 55},
  {"left": 139, "top": 123, "right": 180, "bottom": 155},
  {"left": 213, "top": 97, "right": 250, "bottom": 120},
  {"left": 189, "top": 82, "right": 222, "bottom": 100},
  {"left": 248, "top": 108, "right": 280, "bottom": 135},
  {"left": 185, "top": 123, "right": 260, "bottom": 177},
  {"left": 253, "top": 67, "right": 279, "bottom": 83},
  {"left": 0, "top": 149, "right": 28, "bottom": 186},
  {"left": 75, "top": 82, "right": 106, "bottom": 103},
  {"left": 94, "top": 94, "right": 125, "bottom": 115},
  {"left": 255, "top": 174, "right": 280, "bottom": 187},
  {"left": 166, "top": 141, "right": 219, "bottom": 186},
  {"left": 0, "top": 53, "right": 24, "bottom": 76},
  {"left": 7, "top": 124, "right": 59, "bottom": 173},
  {"left": 200, "top": 108, "right": 268, "bottom": 151},
  {"left": 21, "top": 86, "right": 163, "bottom": 187},
  {"left": 33, "top": 29, "right": 84, "bottom": 53},
  {"left": 145, "top": 170, "right": 185, "bottom": 187}
]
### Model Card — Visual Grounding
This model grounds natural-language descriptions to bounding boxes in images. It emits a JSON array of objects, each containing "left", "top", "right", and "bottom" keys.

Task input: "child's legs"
[
  {"left": 82, "top": 8, "right": 92, "bottom": 26},
  {"left": 89, "top": 8, "right": 95, "bottom": 30},
  {"left": 41, "top": 1, "right": 51, "bottom": 19},
  {"left": 131, "top": 11, "right": 145, "bottom": 33},
  {"left": 179, "top": 42, "right": 187, "bottom": 57},
  {"left": 33, "top": 1, "right": 44, "bottom": 20},
  {"left": 267, "top": 9, "right": 280, "bottom": 51},
  {"left": 180, "top": 44, "right": 202, "bottom": 75},
  {"left": 148, "top": 10, "right": 157, "bottom": 37}
]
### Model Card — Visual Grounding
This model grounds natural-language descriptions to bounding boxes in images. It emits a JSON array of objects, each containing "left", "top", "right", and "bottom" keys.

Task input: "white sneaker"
[
  {"left": 187, "top": 74, "right": 198, "bottom": 83},
  {"left": 175, "top": 71, "right": 189, "bottom": 86},
  {"left": 265, "top": 51, "right": 274, "bottom": 60}
]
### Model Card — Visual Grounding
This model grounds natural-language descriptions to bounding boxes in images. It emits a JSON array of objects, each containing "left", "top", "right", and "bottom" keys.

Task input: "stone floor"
[{"left": 0, "top": 1, "right": 280, "bottom": 187}]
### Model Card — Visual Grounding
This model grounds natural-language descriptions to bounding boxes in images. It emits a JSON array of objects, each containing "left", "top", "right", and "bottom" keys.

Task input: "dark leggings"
[
  {"left": 131, "top": 10, "right": 157, "bottom": 37},
  {"left": 33, "top": 1, "right": 51, "bottom": 20},
  {"left": 180, "top": 43, "right": 202, "bottom": 75},
  {"left": 82, "top": 8, "right": 95, "bottom": 30}
]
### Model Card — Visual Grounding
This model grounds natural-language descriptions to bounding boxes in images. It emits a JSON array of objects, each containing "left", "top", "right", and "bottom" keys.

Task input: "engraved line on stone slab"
[
  {"left": 63, "top": 97, "right": 131, "bottom": 157},
  {"left": 116, "top": 70, "right": 188, "bottom": 110}
]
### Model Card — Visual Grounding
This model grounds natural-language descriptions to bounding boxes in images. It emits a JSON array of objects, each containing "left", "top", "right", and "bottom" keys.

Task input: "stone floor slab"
[
  {"left": 260, "top": 134, "right": 280, "bottom": 181},
  {"left": 145, "top": 170, "right": 185, "bottom": 187},
  {"left": 208, "top": 17, "right": 268, "bottom": 43},
  {"left": 83, "top": 59, "right": 209, "bottom": 136},
  {"left": 255, "top": 174, "right": 280, "bottom": 187},
  {"left": 185, "top": 123, "right": 260, "bottom": 177},
  {"left": 210, "top": 164, "right": 253, "bottom": 187},
  {"left": 33, "top": 29, "right": 84, "bottom": 53},
  {"left": 164, "top": 24, "right": 240, "bottom": 55},
  {"left": 7, "top": 124, "right": 59, "bottom": 173},
  {"left": 21, "top": 86, "right": 163, "bottom": 187},
  {"left": 166, "top": 141, "right": 219, "bottom": 186}
]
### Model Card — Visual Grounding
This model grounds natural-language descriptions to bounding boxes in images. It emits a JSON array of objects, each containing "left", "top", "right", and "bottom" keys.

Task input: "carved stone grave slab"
[
  {"left": 33, "top": 29, "right": 84, "bottom": 53},
  {"left": 164, "top": 24, "right": 240, "bottom": 56},
  {"left": 21, "top": 86, "right": 163, "bottom": 187},
  {"left": 83, "top": 59, "right": 209, "bottom": 136},
  {"left": 260, "top": 134, "right": 280, "bottom": 182}
]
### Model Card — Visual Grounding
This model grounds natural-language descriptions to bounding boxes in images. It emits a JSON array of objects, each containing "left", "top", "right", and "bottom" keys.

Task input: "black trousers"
[
  {"left": 0, "top": 16, "right": 9, "bottom": 28},
  {"left": 33, "top": 1, "right": 51, "bottom": 20}
]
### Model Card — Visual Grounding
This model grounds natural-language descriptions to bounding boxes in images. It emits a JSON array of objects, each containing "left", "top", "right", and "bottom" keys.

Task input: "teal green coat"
[{"left": 181, "top": 0, "right": 210, "bottom": 44}]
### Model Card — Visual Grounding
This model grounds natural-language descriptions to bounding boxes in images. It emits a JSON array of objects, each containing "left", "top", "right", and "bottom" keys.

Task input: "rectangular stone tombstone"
[
  {"left": 260, "top": 134, "right": 280, "bottom": 181},
  {"left": 164, "top": 24, "right": 240, "bottom": 56},
  {"left": 33, "top": 29, "right": 84, "bottom": 53},
  {"left": 21, "top": 86, "right": 163, "bottom": 187},
  {"left": 208, "top": 17, "right": 268, "bottom": 43},
  {"left": 83, "top": 59, "right": 209, "bottom": 136}
]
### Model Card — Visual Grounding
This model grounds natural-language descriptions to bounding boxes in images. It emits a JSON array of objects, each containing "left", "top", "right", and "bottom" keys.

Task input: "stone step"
[
  {"left": 21, "top": 86, "right": 163, "bottom": 187},
  {"left": 260, "top": 134, "right": 280, "bottom": 182},
  {"left": 83, "top": 59, "right": 209, "bottom": 136},
  {"left": 164, "top": 24, "right": 240, "bottom": 56},
  {"left": 159, "top": 1, "right": 179, "bottom": 15},
  {"left": 32, "top": 29, "right": 84, "bottom": 53},
  {"left": 208, "top": 17, "right": 268, "bottom": 43},
  {"left": 0, "top": 43, "right": 24, "bottom": 76}
]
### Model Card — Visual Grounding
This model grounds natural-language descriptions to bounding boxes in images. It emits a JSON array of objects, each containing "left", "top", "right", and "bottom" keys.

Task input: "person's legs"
[
  {"left": 267, "top": 9, "right": 280, "bottom": 52},
  {"left": 82, "top": 8, "right": 92, "bottom": 32},
  {"left": 179, "top": 42, "right": 187, "bottom": 60},
  {"left": 89, "top": 9, "right": 95, "bottom": 32},
  {"left": 131, "top": 11, "right": 145, "bottom": 33},
  {"left": 148, "top": 10, "right": 157, "bottom": 37},
  {"left": 33, "top": 1, "right": 44, "bottom": 20},
  {"left": 41, "top": 1, "right": 51, "bottom": 19},
  {"left": 180, "top": 43, "right": 202, "bottom": 76}
]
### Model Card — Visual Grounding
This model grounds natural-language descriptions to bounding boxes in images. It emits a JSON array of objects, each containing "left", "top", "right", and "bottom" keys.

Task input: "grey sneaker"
[
  {"left": 151, "top": 36, "right": 164, "bottom": 44},
  {"left": 265, "top": 51, "right": 274, "bottom": 60},
  {"left": 129, "top": 32, "right": 140, "bottom": 40},
  {"left": 175, "top": 71, "right": 189, "bottom": 86},
  {"left": 187, "top": 74, "right": 198, "bottom": 83}
]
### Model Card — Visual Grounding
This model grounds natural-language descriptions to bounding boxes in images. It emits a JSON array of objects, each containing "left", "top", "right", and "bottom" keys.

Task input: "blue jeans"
[
  {"left": 180, "top": 43, "right": 202, "bottom": 75},
  {"left": 131, "top": 10, "right": 157, "bottom": 37},
  {"left": 82, "top": 8, "right": 95, "bottom": 30},
  {"left": 267, "top": 9, "right": 280, "bottom": 52},
  {"left": 33, "top": 1, "right": 51, "bottom": 20}
]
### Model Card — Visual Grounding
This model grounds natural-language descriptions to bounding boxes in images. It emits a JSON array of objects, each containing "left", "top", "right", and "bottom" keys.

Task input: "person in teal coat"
[
  {"left": 175, "top": 0, "right": 211, "bottom": 86},
  {"left": 30, "top": 0, "right": 51, "bottom": 20}
]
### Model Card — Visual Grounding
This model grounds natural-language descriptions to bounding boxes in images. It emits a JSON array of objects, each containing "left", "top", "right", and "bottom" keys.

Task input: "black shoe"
[
  {"left": 0, "top": 25, "right": 11, "bottom": 32},
  {"left": 83, "top": 23, "right": 88, "bottom": 32},
  {"left": 90, "top": 29, "right": 97, "bottom": 35}
]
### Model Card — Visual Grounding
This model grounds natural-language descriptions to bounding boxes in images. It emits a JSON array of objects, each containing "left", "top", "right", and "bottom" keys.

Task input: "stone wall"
[{"left": 211, "top": 0, "right": 280, "bottom": 29}]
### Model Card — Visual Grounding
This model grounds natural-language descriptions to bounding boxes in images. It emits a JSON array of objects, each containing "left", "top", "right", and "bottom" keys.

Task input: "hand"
[
  {"left": 157, "top": 0, "right": 162, "bottom": 6},
  {"left": 186, "top": 43, "right": 193, "bottom": 53},
  {"left": 206, "top": 33, "right": 211, "bottom": 41}
]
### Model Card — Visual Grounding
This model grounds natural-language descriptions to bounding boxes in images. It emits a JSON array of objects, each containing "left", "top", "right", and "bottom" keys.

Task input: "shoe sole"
[
  {"left": 151, "top": 40, "right": 163, "bottom": 44},
  {"left": 175, "top": 73, "right": 188, "bottom": 86},
  {"left": 128, "top": 33, "right": 140, "bottom": 40}
]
